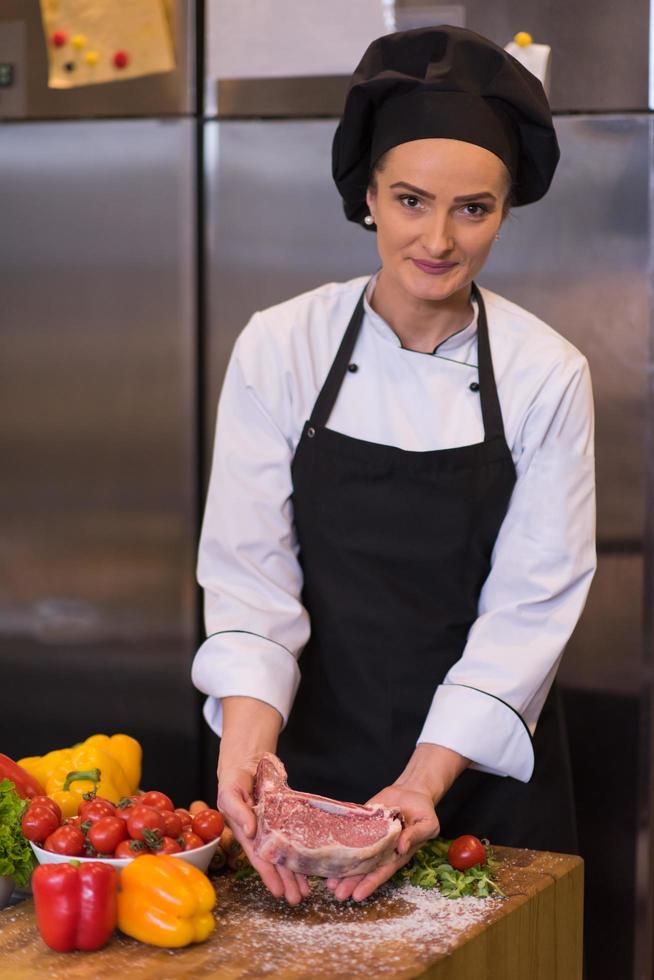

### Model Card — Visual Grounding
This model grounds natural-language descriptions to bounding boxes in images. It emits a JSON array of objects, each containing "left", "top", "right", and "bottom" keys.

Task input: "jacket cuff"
[
  {"left": 191, "top": 630, "right": 301, "bottom": 737},
  {"left": 416, "top": 684, "right": 535, "bottom": 782}
]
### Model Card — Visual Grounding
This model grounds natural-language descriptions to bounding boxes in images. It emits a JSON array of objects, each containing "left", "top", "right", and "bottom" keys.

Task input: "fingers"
[
  {"left": 277, "top": 865, "right": 304, "bottom": 905},
  {"left": 351, "top": 858, "right": 404, "bottom": 902},
  {"left": 333, "top": 874, "right": 366, "bottom": 902},
  {"left": 296, "top": 873, "right": 312, "bottom": 898}
]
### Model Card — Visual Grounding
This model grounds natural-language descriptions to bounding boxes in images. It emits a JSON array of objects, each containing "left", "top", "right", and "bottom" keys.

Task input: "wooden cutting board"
[{"left": 0, "top": 846, "right": 582, "bottom": 979}]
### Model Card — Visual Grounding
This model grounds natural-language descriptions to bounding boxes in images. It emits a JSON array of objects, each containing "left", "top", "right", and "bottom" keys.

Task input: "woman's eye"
[
  {"left": 398, "top": 195, "right": 422, "bottom": 209},
  {"left": 462, "top": 203, "right": 489, "bottom": 217}
]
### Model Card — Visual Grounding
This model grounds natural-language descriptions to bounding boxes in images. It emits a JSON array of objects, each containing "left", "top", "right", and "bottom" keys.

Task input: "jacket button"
[
  {"left": 307, "top": 426, "right": 316, "bottom": 438},
  {"left": 469, "top": 381, "right": 480, "bottom": 392},
  {"left": 348, "top": 363, "right": 359, "bottom": 373}
]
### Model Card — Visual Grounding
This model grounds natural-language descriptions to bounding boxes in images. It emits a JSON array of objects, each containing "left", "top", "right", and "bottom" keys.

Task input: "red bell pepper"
[
  {"left": 0, "top": 754, "right": 44, "bottom": 799},
  {"left": 32, "top": 861, "right": 118, "bottom": 952}
]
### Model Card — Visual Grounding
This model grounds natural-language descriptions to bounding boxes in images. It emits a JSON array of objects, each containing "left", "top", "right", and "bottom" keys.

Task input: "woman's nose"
[{"left": 422, "top": 213, "right": 455, "bottom": 256}]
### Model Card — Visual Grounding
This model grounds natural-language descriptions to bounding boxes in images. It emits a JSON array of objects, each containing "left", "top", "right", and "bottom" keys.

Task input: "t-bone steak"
[{"left": 252, "top": 754, "right": 403, "bottom": 877}]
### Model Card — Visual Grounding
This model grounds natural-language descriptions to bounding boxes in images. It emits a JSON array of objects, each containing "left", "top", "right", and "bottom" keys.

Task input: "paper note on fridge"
[{"left": 39, "top": 0, "right": 175, "bottom": 89}]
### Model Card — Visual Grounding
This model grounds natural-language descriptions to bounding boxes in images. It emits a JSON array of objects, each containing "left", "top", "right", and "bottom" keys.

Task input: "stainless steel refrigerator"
[
  {"left": 0, "top": 0, "right": 201, "bottom": 802},
  {"left": 202, "top": 2, "right": 652, "bottom": 977}
]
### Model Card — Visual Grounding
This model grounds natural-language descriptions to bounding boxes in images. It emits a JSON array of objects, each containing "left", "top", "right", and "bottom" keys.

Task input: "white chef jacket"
[{"left": 192, "top": 272, "right": 596, "bottom": 784}]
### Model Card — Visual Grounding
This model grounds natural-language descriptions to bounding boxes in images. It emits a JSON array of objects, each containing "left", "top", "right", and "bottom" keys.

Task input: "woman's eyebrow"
[{"left": 389, "top": 181, "right": 497, "bottom": 203}]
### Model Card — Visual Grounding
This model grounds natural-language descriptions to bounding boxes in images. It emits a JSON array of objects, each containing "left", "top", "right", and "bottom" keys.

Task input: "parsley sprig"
[{"left": 391, "top": 838, "right": 504, "bottom": 899}]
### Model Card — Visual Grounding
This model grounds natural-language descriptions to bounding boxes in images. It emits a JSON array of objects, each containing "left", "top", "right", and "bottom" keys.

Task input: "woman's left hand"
[{"left": 325, "top": 785, "right": 440, "bottom": 902}]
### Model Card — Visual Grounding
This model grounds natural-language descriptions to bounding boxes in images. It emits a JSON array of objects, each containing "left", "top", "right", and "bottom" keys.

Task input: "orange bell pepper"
[{"left": 117, "top": 855, "right": 216, "bottom": 948}]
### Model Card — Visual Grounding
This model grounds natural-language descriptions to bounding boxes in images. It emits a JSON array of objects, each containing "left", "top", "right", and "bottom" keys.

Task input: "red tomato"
[
  {"left": 27, "top": 796, "right": 62, "bottom": 822},
  {"left": 87, "top": 816, "right": 128, "bottom": 854},
  {"left": 447, "top": 835, "right": 487, "bottom": 871},
  {"left": 180, "top": 830, "right": 204, "bottom": 851},
  {"left": 115, "top": 799, "right": 137, "bottom": 823},
  {"left": 65, "top": 815, "right": 82, "bottom": 830},
  {"left": 127, "top": 805, "right": 165, "bottom": 841},
  {"left": 161, "top": 811, "right": 183, "bottom": 838},
  {"left": 192, "top": 809, "right": 224, "bottom": 843},
  {"left": 21, "top": 805, "right": 60, "bottom": 843},
  {"left": 174, "top": 808, "right": 193, "bottom": 829},
  {"left": 139, "top": 791, "right": 174, "bottom": 813},
  {"left": 78, "top": 799, "right": 115, "bottom": 825},
  {"left": 114, "top": 839, "right": 148, "bottom": 859},
  {"left": 158, "top": 836, "right": 182, "bottom": 854},
  {"left": 43, "top": 825, "right": 85, "bottom": 856}
]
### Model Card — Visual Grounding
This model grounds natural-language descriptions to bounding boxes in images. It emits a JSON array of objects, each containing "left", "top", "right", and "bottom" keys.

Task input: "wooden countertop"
[{"left": 0, "top": 846, "right": 583, "bottom": 980}]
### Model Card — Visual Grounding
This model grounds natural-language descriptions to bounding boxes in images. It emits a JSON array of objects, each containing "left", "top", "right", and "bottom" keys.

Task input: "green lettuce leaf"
[{"left": 0, "top": 778, "right": 35, "bottom": 887}]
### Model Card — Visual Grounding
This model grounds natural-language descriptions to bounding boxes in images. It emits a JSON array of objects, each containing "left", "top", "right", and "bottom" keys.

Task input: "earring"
[
  {"left": 495, "top": 233, "right": 500, "bottom": 241},
  {"left": 364, "top": 214, "right": 375, "bottom": 226}
]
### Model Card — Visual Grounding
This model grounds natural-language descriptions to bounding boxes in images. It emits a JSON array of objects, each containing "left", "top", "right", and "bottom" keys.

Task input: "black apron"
[{"left": 278, "top": 281, "right": 577, "bottom": 853}]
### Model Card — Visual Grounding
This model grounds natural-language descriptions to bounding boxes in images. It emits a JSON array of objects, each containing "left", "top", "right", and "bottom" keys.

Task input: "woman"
[{"left": 192, "top": 25, "right": 596, "bottom": 906}]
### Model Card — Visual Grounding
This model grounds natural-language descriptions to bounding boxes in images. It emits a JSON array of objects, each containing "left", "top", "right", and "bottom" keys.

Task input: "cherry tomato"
[
  {"left": 447, "top": 835, "right": 487, "bottom": 871},
  {"left": 157, "top": 836, "right": 182, "bottom": 854},
  {"left": 180, "top": 830, "right": 204, "bottom": 851},
  {"left": 78, "top": 799, "right": 115, "bottom": 824},
  {"left": 161, "top": 811, "right": 183, "bottom": 838},
  {"left": 114, "top": 839, "right": 149, "bottom": 859},
  {"left": 127, "top": 805, "right": 165, "bottom": 841},
  {"left": 43, "top": 825, "right": 85, "bottom": 856},
  {"left": 115, "top": 799, "right": 137, "bottom": 823},
  {"left": 191, "top": 809, "right": 225, "bottom": 843},
  {"left": 65, "top": 815, "right": 83, "bottom": 830},
  {"left": 174, "top": 807, "right": 193, "bottom": 829},
  {"left": 139, "top": 791, "right": 174, "bottom": 813},
  {"left": 87, "top": 815, "right": 128, "bottom": 854},
  {"left": 189, "top": 800, "right": 209, "bottom": 815},
  {"left": 27, "top": 796, "right": 62, "bottom": 822},
  {"left": 21, "top": 805, "right": 60, "bottom": 843}
]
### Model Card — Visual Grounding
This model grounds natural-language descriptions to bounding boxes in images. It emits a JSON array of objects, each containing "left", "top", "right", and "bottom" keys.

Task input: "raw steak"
[{"left": 252, "top": 754, "right": 403, "bottom": 877}]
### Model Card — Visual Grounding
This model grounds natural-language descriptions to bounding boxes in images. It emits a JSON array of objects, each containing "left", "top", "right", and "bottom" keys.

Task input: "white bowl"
[{"left": 30, "top": 838, "right": 219, "bottom": 873}]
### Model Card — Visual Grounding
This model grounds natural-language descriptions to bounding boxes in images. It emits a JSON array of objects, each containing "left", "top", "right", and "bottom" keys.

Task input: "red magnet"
[
  {"left": 51, "top": 31, "right": 68, "bottom": 48},
  {"left": 113, "top": 51, "right": 129, "bottom": 69}
]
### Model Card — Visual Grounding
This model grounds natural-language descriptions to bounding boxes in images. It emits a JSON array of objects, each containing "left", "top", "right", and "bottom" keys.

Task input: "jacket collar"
[{"left": 363, "top": 269, "right": 479, "bottom": 354}]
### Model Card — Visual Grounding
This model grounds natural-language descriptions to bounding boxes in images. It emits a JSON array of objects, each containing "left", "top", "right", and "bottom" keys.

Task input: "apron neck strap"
[
  {"left": 310, "top": 279, "right": 506, "bottom": 445},
  {"left": 310, "top": 284, "right": 367, "bottom": 429},
  {"left": 472, "top": 282, "right": 506, "bottom": 443}
]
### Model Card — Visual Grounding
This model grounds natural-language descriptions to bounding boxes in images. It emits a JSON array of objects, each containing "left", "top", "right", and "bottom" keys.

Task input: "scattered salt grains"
[{"left": 215, "top": 877, "right": 503, "bottom": 976}]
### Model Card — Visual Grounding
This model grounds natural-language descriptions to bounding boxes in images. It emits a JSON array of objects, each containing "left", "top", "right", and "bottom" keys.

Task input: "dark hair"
[{"left": 368, "top": 149, "right": 515, "bottom": 215}]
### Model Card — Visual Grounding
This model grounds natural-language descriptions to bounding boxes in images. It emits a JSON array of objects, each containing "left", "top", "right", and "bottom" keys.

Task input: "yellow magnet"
[
  {"left": 71, "top": 34, "right": 87, "bottom": 50},
  {"left": 514, "top": 32, "right": 533, "bottom": 47},
  {"left": 84, "top": 51, "right": 99, "bottom": 66}
]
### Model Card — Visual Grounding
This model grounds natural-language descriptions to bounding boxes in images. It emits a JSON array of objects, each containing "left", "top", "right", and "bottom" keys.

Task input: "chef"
[{"left": 192, "top": 25, "right": 596, "bottom": 906}]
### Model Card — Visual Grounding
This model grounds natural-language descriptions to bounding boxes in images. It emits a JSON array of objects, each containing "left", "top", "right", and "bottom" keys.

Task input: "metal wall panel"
[
  {"left": 205, "top": 0, "right": 649, "bottom": 114},
  {"left": 0, "top": 119, "right": 198, "bottom": 800},
  {"left": 482, "top": 115, "right": 650, "bottom": 547}
]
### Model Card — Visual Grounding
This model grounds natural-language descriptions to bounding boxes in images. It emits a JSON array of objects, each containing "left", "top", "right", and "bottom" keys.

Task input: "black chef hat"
[{"left": 332, "top": 25, "right": 559, "bottom": 228}]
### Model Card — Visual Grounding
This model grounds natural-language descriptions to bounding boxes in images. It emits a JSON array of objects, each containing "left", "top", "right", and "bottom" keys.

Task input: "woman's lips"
[{"left": 412, "top": 259, "right": 458, "bottom": 275}]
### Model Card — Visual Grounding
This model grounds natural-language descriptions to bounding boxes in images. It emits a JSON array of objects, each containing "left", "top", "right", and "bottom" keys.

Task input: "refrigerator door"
[
  {"left": 0, "top": 119, "right": 199, "bottom": 802},
  {"left": 0, "top": 0, "right": 194, "bottom": 119},
  {"left": 203, "top": 114, "right": 650, "bottom": 979}
]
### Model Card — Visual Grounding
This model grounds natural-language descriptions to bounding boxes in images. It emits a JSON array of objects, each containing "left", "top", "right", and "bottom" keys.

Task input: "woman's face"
[{"left": 366, "top": 138, "right": 510, "bottom": 303}]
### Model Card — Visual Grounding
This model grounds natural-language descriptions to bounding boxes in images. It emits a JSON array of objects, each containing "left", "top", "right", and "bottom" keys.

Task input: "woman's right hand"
[{"left": 217, "top": 763, "right": 311, "bottom": 905}]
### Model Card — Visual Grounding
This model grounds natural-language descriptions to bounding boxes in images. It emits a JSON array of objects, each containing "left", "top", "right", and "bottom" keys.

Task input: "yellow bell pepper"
[
  {"left": 17, "top": 733, "right": 142, "bottom": 806},
  {"left": 16, "top": 755, "right": 50, "bottom": 788},
  {"left": 82, "top": 734, "right": 141, "bottom": 793},
  {"left": 69, "top": 745, "right": 130, "bottom": 801},
  {"left": 47, "top": 788, "right": 82, "bottom": 819},
  {"left": 117, "top": 855, "right": 216, "bottom": 948}
]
